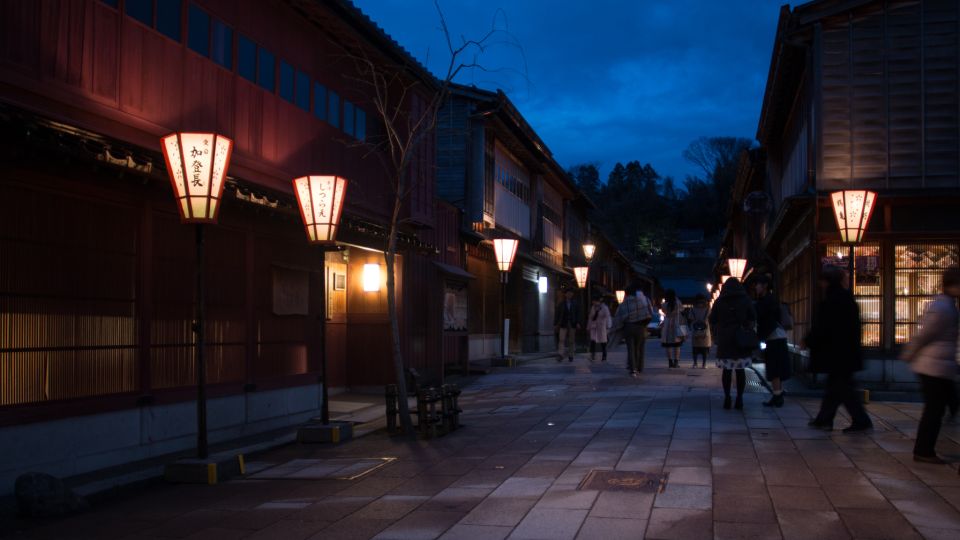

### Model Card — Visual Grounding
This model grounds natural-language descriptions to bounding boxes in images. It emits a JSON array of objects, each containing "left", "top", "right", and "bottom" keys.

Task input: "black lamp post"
[{"left": 493, "top": 238, "right": 519, "bottom": 362}]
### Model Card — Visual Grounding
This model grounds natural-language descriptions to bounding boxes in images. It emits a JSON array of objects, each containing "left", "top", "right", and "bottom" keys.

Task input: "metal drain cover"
[{"left": 577, "top": 470, "right": 668, "bottom": 492}]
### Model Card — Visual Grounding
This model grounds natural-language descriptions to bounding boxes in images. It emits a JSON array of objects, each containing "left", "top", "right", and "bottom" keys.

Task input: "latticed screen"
[
  {"left": 825, "top": 243, "right": 881, "bottom": 347},
  {"left": 894, "top": 243, "right": 959, "bottom": 344}
]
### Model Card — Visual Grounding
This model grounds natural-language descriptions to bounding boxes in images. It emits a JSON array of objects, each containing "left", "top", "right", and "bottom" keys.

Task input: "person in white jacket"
[
  {"left": 900, "top": 267, "right": 960, "bottom": 464},
  {"left": 587, "top": 295, "right": 613, "bottom": 362}
]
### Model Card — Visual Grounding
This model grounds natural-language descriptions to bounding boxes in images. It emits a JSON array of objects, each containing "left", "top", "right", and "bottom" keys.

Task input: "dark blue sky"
[{"left": 353, "top": 0, "right": 782, "bottom": 184}]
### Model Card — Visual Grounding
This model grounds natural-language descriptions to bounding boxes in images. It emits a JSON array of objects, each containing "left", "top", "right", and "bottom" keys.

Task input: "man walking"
[
  {"left": 613, "top": 283, "right": 654, "bottom": 376},
  {"left": 554, "top": 288, "right": 582, "bottom": 362}
]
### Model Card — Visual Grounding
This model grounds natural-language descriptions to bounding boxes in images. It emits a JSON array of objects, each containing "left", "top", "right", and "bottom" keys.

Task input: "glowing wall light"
[
  {"left": 160, "top": 132, "right": 233, "bottom": 223},
  {"left": 362, "top": 263, "right": 381, "bottom": 292}
]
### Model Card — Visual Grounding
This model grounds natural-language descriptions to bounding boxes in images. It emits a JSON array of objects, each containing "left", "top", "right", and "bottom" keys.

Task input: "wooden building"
[
  {"left": 0, "top": 0, "right": 457, "bottom": 494},
  {"left": 738, "top": 0, "right": 960, "bottom": 389}
]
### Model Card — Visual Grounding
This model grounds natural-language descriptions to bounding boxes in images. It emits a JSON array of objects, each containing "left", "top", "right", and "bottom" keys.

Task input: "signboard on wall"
[
  {"left": 443, "top": 283, "right": 468, "bottom": 332},
  {"left": 273, "top": 266, "right": 309, "bottom": 315}
]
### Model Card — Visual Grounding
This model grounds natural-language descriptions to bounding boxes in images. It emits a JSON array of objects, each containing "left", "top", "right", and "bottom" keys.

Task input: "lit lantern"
[
  {"left": 582, "top": 243, "right": 596, "bottom": 262},
  {"left": 831, "top": 190, "right": 877, "bottom": 244},
  {"left": 574, "top": 267, "right": 589, "bottom": 288},
  {"left": 160, "top": 132, "right": 233, "bottom": 223},
  {"left": 615, "top": 290, "right": 626, "bottom": 303},
  {"left": 293, "top": 175, "right": 348, "bottom": 244},
  {"left": 706, "top": 283, "right": 713, "bottom": 293},
  {"left": 727, "top": 258, "right": 747, "bottom": 280},
  {"left": 362, "top": 263, "right": 381, "bottom": 292},
  {"left": 492, "top": 238, "right": 519, "bottom": 273}
]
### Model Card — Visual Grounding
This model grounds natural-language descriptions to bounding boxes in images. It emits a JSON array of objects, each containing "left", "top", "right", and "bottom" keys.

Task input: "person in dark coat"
[
  {"left": 804, "top": 265, "right": 873, "bottom": 432},
  {"left": 899, "top": 267, "right": 960, "bottom": 463},
  {"left": 754, "top": 274, "right": 791, "bottom": 407},
  {"left": 709, "top": 277, "right": 757, "bottom": 410},
  {"left": 554, "top": 288, "right": 582, "bottom": 362}
]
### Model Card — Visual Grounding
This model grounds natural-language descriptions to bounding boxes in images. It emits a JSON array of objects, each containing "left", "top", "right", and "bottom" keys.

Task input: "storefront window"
[
  {"left": 825, "top": 243, "right": 881, "bottom": 347},
  {"left": 894, "top": 243, "right": 959, "bottom": 344}
]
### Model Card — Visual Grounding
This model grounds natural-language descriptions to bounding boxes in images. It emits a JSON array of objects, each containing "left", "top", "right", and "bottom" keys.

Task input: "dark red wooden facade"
[{"left": 0, "top": 0, "right": 455, "bottom": 424}]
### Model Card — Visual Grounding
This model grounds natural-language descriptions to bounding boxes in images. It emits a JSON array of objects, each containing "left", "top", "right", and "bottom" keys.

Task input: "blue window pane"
[
  {"left": 257, "top": 48, "right": 275, "bottom": 91},
  {"left": 343, "top": 101, "right": 355, "bottom": 137},
  {"left": 238, "top": 35, "right": 256, "bottom": 82},
  {"left": 157, "top": 0, "right": 181, "bottom": 41},
  {"left": 211, "top": 19, "right": 232, "bottom": 69},
  {"left": 279, "top": 60, "right": 294, "bottom": 102},
  {"left": 313, "top": 82, "right": 327, "bottom": 120},
  {"left": 100, "top": 0, "right": 119, "bottom": 9},
  {"left": 126, "top": 0, "right": 153, "bottom": 26},
  {"left": 328, "top": 90, "right": 340, "bottom": 129},
  {"left": 355, "top": 109, "right": 366, "bottom": 141},
  {"left": 187, "top": 5, "right": 210, "bottom": 57},
  {"left": 295, "top": 71, "right": 310, "bottom": 111}
]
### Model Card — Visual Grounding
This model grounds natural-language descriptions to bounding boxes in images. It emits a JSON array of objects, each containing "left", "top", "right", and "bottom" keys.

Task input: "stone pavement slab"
[{"left": 9, "top": 343, "right": 960, "bottom": 539}]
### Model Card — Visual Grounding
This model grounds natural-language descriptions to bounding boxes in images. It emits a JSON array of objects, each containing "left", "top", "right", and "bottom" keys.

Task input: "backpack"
[
  {"left": 691, "top": 309, "right": 708, "bottom": 337},
  {"left": 779, "top": 303, "right": 794, "bottom": 331}
]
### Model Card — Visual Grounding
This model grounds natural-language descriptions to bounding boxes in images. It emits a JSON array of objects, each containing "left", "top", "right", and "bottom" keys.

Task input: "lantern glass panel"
[
  {"left": 615, "top": 290, "right": 625, "bottom": 303},
  {"left": 492, "top": 239, "right": 518, "bottom": 273},
  {"left": 574, "top": 267, "right": 589, "bottom": 288}
]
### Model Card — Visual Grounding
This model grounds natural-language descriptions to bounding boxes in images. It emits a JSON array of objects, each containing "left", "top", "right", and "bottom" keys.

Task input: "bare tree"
[{"left": 334, "top": 1, "right": 522, "bottom": 436}]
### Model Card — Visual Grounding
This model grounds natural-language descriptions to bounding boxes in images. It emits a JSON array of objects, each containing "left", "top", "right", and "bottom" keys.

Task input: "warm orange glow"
[
  {"left": 831, "top": 190, "right": 877, "bottom": 244},
  {"left": 293, "top": 175, "right": 348, "bottom": 244},
  {"left": 161, "top": 132, "right": 233, "bottom": 223},
  {"left": 493, "top": 238, "right": 519, "bottom": 273},
  {"left": 615, "top": 290, "right": 626, "bottom": 303},
  {"left": 574, "top": 267, "right": 589, "bottom": 288},
  {"left": 362, "top": 263, "right": 381, "bottom": 292},
  {"left": 727, "top": 258, "right": 747, "bottom": 280},
  {"left": 583, "top": 243, "right": 597, "bottom": 262}
]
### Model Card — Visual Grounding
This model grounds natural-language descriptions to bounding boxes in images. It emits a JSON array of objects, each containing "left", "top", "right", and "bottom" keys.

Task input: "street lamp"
[
  {"left": 706, "top": 283, "right": 713, "bottom": 293},
  {"left": 293, "top": 175, "right": 348, "bottom": 426},
  {"left": 830, "top": 190, "right": 877, "bottom": 290},
  {"left": 160, "top": 132, "right": 233, "bottom": 459},
  {"left": 582, "top": 243, "right": 596, "bottom": 262},
  {"left": 615, "top": 290, "right": 626, "bottom": 304},
  {"left": 493, "top": 238, "right": 519, "bottom": 361},
  {"left": 574, "top": 267, "right": 589, "bottom": 289},
  {"left": 727, "top": 258, "right": 747, "bottom": 280}
]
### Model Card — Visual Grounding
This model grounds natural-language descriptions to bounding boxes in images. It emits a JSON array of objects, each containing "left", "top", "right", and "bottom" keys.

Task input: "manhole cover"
[
  {"left": 577, "top": 470, "right": 668, "bottom": 493},
  {"left": 248, "top": 457, "right": 395, "bottom": 481}
]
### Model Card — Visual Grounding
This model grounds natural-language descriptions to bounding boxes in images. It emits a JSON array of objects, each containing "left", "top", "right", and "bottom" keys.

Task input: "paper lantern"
[
  {"left": 293, "top": 175, "right": 348, "bottom": 244},
  {"left": 582, "top": 243, "right": 597, "bottom": 262},
  {"left": 831, "top": 190, "right": 877, "bottom": 244},
  {"left": 727, "top": 258, "right": 747, "bottom": 280},
  {"left": 492, "top": 238, "right": 519, "bottom": 273},
  {"left": 161, "top": 132, "right": 233, "bottom": 223},
  {"left": 615, "top": 290, "right": 626, "bottom": 303},
  {"left": 574, "top": 267, "right": 589, "bottom": 288}
]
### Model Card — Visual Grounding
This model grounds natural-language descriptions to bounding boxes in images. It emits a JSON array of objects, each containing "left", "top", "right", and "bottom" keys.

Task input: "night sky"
[{"left": 352, "top": 0, "right": 782, "bottom": 184}]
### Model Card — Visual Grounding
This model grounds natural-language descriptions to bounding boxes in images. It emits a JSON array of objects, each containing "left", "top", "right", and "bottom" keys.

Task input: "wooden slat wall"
[{"left": 818, "top": 0, "right": 959, "bottom": 190}]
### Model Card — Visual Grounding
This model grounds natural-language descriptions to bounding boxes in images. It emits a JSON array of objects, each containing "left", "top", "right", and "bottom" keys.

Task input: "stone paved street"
[{"left": 7, "top": 342, "right": 960, "bottom": 539}]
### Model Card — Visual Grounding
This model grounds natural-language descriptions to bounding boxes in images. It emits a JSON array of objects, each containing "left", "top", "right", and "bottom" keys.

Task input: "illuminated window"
[
  {"left": 825, "top": 243, "right": 882, "bottom": 347},
  {"left": 894, "top": 243, "right": 959, "bottom": 344}
]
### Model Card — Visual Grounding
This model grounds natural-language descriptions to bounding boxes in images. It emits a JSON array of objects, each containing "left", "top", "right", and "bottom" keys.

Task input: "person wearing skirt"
[
  {"left": 660, "top": 289, "right": 684, "bottom": 368},
  {"left": 587, "top": 296, "right": 612, "bottom": 362},
  {"left": 709, "top": 278, "right": 757, "bottom": 410},
  {"left": 753, "top": 274, "right": 791, "bottom": 407}
]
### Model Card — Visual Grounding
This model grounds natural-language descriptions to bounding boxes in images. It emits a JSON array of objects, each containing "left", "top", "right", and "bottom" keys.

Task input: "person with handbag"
[
  {"left": 804, "top": 265, "right": 873, "bottom": 432},
  {"left": 612, "top": 283, "right": 654, "bottom": 377},
  {"left": 754, "top": 274, "right": 791, "bottom": 407},
  {"left": 708, "top": 277, "right": 757, "bottom": 409},
  {"left": 898, "top": 267, "right": 960, "bottom": 463},
  {"left": 587, "top": 295, "right": 613, "bottom": 363},
  {"left": 660, "top": 289, "right": 685, "bottom": 368}
]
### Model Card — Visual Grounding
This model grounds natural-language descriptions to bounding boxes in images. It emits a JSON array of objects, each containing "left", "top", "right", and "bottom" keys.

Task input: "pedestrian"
[
  {"left": 688, "top": 293, "right": 711, "bottom": 368},
  {"left": 660, "top": 289, "right": 684, "bottom": 368},
  {"left": 612, "top": 283, "right": 654, "bottom": 377},
  {"left": 554, "top": 288, "right": 582, "bottom": 362},
  {"left": 587, "top": 295, "right": 613, "bottom": 362},
  {"left": 899, "top": 267, "right": 960, "bottom": 463},
  {"left": 708, "top": 277, "right": 756, "bottom": 410},
  {"left": 804, "top": 265, "right": 873, "bottom": 432},
  {"left": 753, "top": 274, "right": 790, "bottom": 407}
]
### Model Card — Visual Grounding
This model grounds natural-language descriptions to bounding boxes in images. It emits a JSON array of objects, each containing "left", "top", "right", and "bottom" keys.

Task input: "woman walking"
[
  {"left": 754, "top": 274, "right": 790, "bottom": 407},
  {"left": 587, "top": 295, "right": 613, "bottom": 363},
  {"left": 805, "top": 266, "right": 873, "bottom": 432},
  {"left": 660, "top": 289, "right": 684, "bottom": 368},
  {"left": 899, "top": 268, "right": 960, "bottom": 463},
  {"left": 709, "top": 278, "right": 756, "bottom": 409},
  {"left": 688, "top": 294, "right": 711, "bottom": 368}
]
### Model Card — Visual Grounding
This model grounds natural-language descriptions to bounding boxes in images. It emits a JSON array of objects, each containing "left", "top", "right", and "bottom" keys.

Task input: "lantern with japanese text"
[
  {"left": 831, "top": 190, "right": 877, "bottom": 244},
  {"left": 161, "top": 133, "right": 233, "bottom": 223},
  {"left": 293, "top": 175, "right": 348, "bottom": 244},
  {"left": 574, "top": 267, "right": 589, "bottom": 288}
]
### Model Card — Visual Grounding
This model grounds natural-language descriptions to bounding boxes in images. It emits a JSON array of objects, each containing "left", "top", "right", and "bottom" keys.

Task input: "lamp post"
[
  {"left": 493, "top": 238, "right": 519, "bottom": 362},
  {"left": 582, "top": 242, "right": 596, "bottom": 321},
  {"left": 574, "top": 267, "right": 589, "bottom": 353},
  {"left": 727, "top": 258, "right": 747, "bottom": 280},
  {"left": 293, "top": 175, "right": 347, "bottom": 426},
  {"left": 830, "top": 190, "right": 877, "bottom": 291},
  {"left": 160, "top": 132, "right": 234, "bottom": 459}
]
